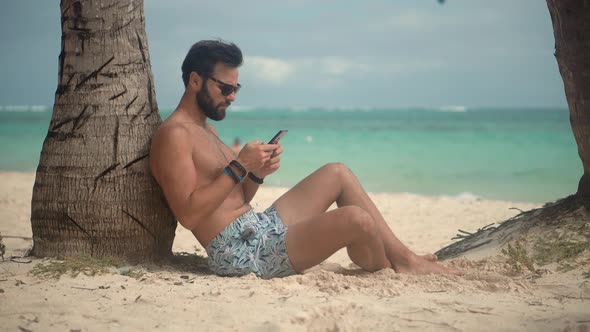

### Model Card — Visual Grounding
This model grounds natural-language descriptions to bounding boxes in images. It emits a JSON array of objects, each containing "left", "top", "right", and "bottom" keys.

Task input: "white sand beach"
[{"left": 1, "top": 172, "right": 589, "bottom": 331}]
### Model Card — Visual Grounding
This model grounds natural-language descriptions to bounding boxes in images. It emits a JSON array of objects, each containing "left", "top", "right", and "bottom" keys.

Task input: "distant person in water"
[
  {"left": 149, "top": 39, "right": 462, "bottom": 279},
  {"left": 231, "top": 137, "right": 242, "bottom": 155}
]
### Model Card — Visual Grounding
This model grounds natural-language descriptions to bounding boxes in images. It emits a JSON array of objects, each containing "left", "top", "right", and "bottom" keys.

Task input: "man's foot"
[
  {"left": 394, "top": 254, "right": 463, "bottom": 275},
  {"left": 419, "top": 253, "right": 437, "bottom": 262}
]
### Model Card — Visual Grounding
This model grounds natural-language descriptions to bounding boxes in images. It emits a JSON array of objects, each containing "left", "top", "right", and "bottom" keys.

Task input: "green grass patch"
[
  {"left": 534, "top": 239, "right": 590, "bottom": 266},
  {"left": 533, "top": 225, "right": 590, "bottom": 266},
  {"left": 30, "top": 252, "right": 208, "bottom": 279},
  {"left": 117, "top": 266, "right": 146, "bottom": 279},
  {"left": 30, "top": 256, "right": 123, "bottom": 279},
  {"left": 502, "top": 241, "right": 536, "bottom": 273}
]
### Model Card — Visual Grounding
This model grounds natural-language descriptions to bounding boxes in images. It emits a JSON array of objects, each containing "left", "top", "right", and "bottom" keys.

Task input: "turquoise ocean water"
[{"left": 0, "top": 106, "right": 581, "bottom": 203}]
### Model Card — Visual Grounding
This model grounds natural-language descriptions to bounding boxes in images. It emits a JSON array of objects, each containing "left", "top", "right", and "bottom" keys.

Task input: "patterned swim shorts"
[{"left": 205, "top": 206, "right": 297, "bottom": 279}]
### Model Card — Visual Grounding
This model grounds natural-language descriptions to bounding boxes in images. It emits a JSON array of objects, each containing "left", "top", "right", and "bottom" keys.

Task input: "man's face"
[{"left": 196, "top": 64, "right": 239, "bottom": 121}]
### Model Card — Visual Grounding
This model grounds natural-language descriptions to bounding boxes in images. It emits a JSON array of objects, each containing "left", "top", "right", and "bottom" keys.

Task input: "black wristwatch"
[{"left": 248, "top": 172, "right": 264, "bottom": 184}]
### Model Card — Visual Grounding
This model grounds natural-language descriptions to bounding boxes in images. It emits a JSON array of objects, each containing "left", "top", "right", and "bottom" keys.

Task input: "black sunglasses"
[{"left": 208, "top": 76, "right": 241, "bottom": 96}]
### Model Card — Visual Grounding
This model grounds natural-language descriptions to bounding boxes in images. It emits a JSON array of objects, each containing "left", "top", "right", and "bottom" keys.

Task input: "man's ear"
[{"left": 189, "top": 71, "right": 202, "bottom": 90}]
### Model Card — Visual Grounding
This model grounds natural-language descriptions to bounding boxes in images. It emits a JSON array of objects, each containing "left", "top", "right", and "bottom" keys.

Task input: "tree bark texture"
[
  {"left": 31, "top": 0, "right": 176, "bottom": 261},
  {"left": 547, "top": 0, "right": 590, "bottom": 200}
]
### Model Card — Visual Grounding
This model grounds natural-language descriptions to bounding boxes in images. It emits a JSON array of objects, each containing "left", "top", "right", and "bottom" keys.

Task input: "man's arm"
[
  {"left": 150, "top": 126, "right": 236, "bottom": 230},
  {"left": 241, "top": 143, "right": 283, "bottom": 203},
  {"left": 242, "top": 176, "right": 261, "bottom": 203},
  {"left": 205, "top": 125, "right": 263, "bottom": 204}
]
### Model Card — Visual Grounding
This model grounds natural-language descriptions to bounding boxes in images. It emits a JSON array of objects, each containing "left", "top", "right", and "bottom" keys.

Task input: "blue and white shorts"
[{"left": 205, "top": 206, "right": 297, "bottom": 279}]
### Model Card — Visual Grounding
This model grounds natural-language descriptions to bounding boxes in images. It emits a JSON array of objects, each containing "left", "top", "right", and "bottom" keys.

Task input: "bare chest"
[{"left": 191, "top": 133, "right": 237, "bottom": 182}]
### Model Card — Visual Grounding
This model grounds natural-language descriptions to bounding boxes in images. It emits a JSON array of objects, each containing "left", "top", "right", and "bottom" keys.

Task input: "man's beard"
[{"left": 197, "top": 83, "right": 229, "bottom": 121}]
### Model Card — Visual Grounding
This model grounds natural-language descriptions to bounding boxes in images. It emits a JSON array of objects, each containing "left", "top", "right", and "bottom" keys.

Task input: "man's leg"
[
  {"left": 284, "top": 206, "right": 391, "bottom": 272},
  {"left": 273, "top": 163, "right": 459, "bottom": 274}
]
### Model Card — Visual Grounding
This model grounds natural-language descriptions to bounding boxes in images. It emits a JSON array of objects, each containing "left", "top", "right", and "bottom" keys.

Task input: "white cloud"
[
  {"left": 320, "top": 57, "right": 372, "bottom": 76},
  {"left": 242, "top": 56, "right": 382, "bottom": 86},
  {"left": 244, "top": 56, "right": 296, "bottom": 84},
  {"left": 239, "top": 55, "right": 445, "bottom": 93},
  {"left": 380, "top": 59, "right": 446, "bottom": 75},
  {"left": 322, "top": 57, "right": 353, "bottom": 75},
  {"left": 297, "top": 56, "right": 443, "bottom": 78}
]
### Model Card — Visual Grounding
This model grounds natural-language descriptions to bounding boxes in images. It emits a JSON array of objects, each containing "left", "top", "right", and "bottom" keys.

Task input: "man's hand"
[
  {"left": 236, "top": 141, "right": 277, "bottom": 172},
  {"left": 251, "top": 142, "right": 283, "bottom": 178}
]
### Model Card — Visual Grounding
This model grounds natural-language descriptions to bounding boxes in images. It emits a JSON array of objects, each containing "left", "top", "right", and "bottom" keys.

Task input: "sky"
[{"left": 0, "top": 1, "right": 567, "bottom": 109}]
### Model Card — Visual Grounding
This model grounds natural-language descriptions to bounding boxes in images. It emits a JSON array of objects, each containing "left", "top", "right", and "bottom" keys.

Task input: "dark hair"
[{"left": 181, "top": 40, "right": 243, "bottom": 87}]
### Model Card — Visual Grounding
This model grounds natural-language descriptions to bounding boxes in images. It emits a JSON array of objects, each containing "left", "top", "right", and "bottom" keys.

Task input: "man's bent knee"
[
  {"left": 342, "top": 206, "right": 377, "bottom": 239},
  {"left": 324, "top": 162, "right": 354, "bottom": 180}
]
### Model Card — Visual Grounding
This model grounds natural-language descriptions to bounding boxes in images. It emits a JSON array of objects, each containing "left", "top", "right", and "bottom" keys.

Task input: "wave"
[
  {"left": 0, "top": 105, "right": 49, "bottom": 112},
  {"left": 446, "top": 191, "right": 482, "bottom": 201},
  {"left": 397, "top": 190, "right": 482, "bottom": 201},
  {"left": 228, "top": 105, "right": 257, "bottom": 112},
  {"left": 228, "top": 106, "right": 400, "bottom": 113},
  {"left": 283, "top": 106, "right": 311, "bottom": 113},
  {"left": 227, "top": 105, "right": 473, "bottom": 113},
  {"left": 437, "top": 105, "right": 468, "bottom": 112}
]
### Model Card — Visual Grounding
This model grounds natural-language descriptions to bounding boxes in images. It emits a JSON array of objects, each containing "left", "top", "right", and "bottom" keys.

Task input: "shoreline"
[{"left": 0, "top": 171, "right": 542, "bottom": 205}]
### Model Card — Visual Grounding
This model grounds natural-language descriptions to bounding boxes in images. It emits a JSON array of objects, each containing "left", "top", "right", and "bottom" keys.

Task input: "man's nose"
[{"left": 227, "top": 91, "right": 237, "bottom": 102}]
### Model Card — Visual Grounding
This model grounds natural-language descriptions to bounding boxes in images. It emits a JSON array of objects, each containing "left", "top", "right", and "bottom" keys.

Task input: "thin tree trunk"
[
  {"left": 31, "top": 0, "right": 176, "bottom": 261},
  {"left": 547, "top": 0, "right": 590, "bottom": 202}
]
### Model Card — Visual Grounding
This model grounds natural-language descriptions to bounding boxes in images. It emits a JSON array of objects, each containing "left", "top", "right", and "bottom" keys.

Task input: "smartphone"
[{"left": 268, "top": 130, "right": 288, "bottom": 144}]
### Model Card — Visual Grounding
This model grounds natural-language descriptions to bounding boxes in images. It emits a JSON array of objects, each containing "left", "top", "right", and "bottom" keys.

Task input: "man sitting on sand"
[{"left": 150, "top": 40, "right": 461, "bottom": 279}]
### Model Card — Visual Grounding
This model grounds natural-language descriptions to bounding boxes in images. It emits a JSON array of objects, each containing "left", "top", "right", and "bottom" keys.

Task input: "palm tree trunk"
[
  {"left": 31, "top": 0, "right": 176, "bottom": 261},
  {"left": 547, "top": 0, "right": 590, "bottom": 202}
]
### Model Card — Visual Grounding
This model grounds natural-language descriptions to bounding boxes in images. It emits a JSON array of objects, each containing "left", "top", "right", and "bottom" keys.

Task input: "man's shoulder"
[
  {"left": 155, "top": 120, "right": 190, "bottom": 140},
  {"left": 150, "top": 120, "right": 195, "bottom": 174},
  {"left": 154, "top": 113, "right": 203, "bottom": 144},
  {"left": 151, "top": 119, "right": 194, "bottom": 157}
]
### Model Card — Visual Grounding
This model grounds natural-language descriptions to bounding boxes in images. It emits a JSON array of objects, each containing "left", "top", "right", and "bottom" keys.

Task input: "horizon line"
[{"left": 0, "top": 105, "right": 569, "bottom": 112}]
